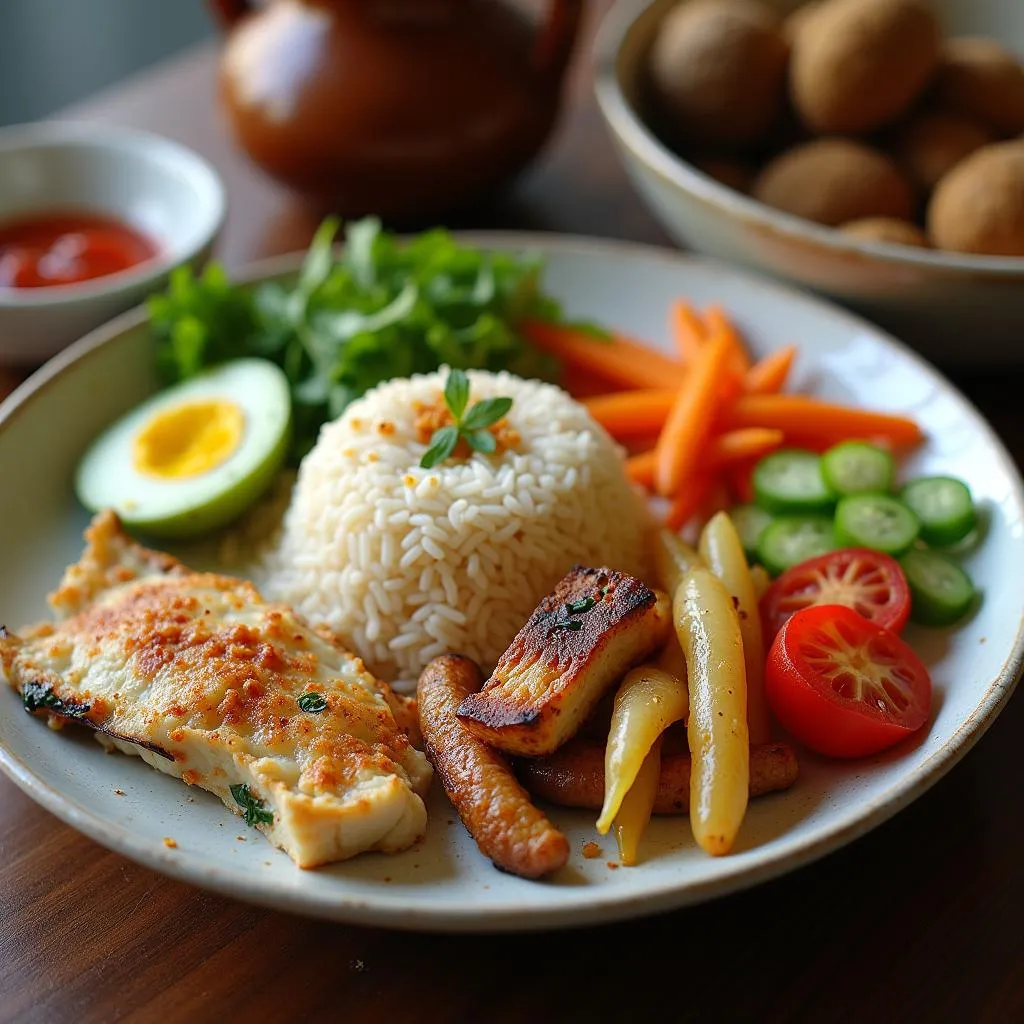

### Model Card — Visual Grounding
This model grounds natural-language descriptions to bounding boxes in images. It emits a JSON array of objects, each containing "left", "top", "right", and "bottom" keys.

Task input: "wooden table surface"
[{"left": 2, "top": 8, "right": 1023, "bottom": 1023}]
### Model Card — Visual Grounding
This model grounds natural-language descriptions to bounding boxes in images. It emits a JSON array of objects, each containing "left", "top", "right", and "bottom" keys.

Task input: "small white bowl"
[
  {"left": 595, "top": 0, "right": 1024, "bottom": 364},
  {"left": 0, "top": 122, "right": 225, "bottom": 365}
]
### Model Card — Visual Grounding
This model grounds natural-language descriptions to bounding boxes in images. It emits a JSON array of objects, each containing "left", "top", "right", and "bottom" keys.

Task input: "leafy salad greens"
[{"left": 149, "top": 217, "right": 574, "bottom": 461}]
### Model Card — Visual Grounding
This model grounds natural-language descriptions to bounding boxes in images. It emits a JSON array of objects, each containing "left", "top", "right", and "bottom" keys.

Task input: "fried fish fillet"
[
  {"left": 456, "top": 566, "right": 671, "bottom": 756},
  {"left": 0, "top": 511, "right": 432, "bottom": 868}
]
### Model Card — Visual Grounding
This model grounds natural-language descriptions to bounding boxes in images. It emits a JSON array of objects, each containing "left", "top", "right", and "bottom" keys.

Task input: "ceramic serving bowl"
[
  {"left": 0, "top": 122, "right": 225, "bottom": 365},
  {"left": 594, "top": 0, "right": 1024, "bottom": 364}
]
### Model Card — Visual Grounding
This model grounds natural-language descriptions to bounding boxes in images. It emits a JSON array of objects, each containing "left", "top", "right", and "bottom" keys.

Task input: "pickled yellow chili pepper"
[
  {"left": 597, "top": 664, "right": 688, "bottom": 834},
  {"left": 674, "top": 567, "right": 749, "bottom": 856}
]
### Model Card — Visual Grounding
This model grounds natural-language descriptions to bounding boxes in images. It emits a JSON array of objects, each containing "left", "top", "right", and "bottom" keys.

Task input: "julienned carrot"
[
  {"left": 671, "top": 302, "right": 707, "bottom": 364},
  {"left": 704, "top": 306, "right": 751, "bottom": 376},
  {"left": 665, "top": 475, "right": 714, "bottom": 531},
  {"left": 522, "top": 321, "right": 686, "bottom": 391},
  {"left": 710, "top": 427, "right": 785, "bottom": 465},
  {"left": 722, "top": 394, "right": 924, "bottom": 447},
  {"left": 627, "top": 428, "right": 783, "bottom": 490},
  {"left": 563, "top": 367, "right": 621, "bottom": 399},
  {"left": 585, "top": 390, "right": 677, "bottom": 439},
  {"left": 703, "top": 478, "right": 732, "bottom": 519},
  {"left": 655, "top": 332, "right": 733, "bottom": 497},
  {"left": 728, "top": 464, "right": 756, "bottom": 504},
  {"left": 744, "top": 346, "right": 796, "bottom": 395},
  {"left": 626, "top": 450, "right": 657, "bottom": 486}
]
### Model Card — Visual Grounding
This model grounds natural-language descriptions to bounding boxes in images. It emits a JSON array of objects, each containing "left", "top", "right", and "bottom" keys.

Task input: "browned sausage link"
[
  {"left": 417, "top": 654, "right": 570, "bottom": 879},
  {"left": 518, "top": 739, "right": 799, "bottom": 815}
]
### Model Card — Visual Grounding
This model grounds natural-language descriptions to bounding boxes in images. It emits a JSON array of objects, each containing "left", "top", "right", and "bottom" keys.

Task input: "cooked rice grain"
[{"left": 257, "top": 370, "right": 649, "bottom": 691}]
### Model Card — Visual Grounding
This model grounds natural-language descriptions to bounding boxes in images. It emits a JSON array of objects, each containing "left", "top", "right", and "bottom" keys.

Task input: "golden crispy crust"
[
  {"left": 10, "top": 572, "right": 421, "bottom": 793},
  {"left": 456, "top": 567, "right": 670, "bottom": 756},
  {"left": 518, "top": 739, "right": 799, "bottom": 815},
  {"left": 1, "top": 512, "right": 431, "bottom": 867},
  {"left": 48, "top": 509, "right": 184, "bottom": 618},
  {"left": 418, "top": 655, "right": 569, "bottom": 879}
]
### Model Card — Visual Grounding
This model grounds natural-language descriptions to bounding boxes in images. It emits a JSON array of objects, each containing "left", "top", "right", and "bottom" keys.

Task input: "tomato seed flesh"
[{"left": 804, "top": 622, "right": 915, "bottom": 716}]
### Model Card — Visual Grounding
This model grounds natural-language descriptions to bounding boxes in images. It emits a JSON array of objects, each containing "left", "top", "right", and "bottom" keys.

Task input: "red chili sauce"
[{"left": 0, "top": 211, "right": 157, "bottom": 289}]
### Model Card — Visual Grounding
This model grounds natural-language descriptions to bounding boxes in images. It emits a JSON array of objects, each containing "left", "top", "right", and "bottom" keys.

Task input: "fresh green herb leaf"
[
  {"left": 565, "top": 596, "right": 597, "bottom": 615},
  {"left": 150, "top": 217, "right": 579, "bottom": 463},
  {"left": 344, "top": 216, "right": 381, "bottom": 290},
  {"left": 22, "top": 681, "right": 90, "bottom": 718},
  {"left": 420, "top": 425, "right": 460, "bottom": 469},
  {"left": 466, "top": 429, "right": 496, "bottom": 454},
  {"left": 298, "top": 216, "right": 341, "bottom": 296},
  {"left": 550, "top": 620, "right": 583, "bottom": 633},
  {"left": 420, "top": 370, "right": 513, "bottom": 468},
  {"left": 461, "top": 396, "right": 513, "bottom": 432},
  {"left": 230, "top": 783, "right": 274, "bottom": 827},
  {"left": 444, "top": 368, "right": 470, "bottom": 421},
  {"left": 298, "top": 692, "right": 328, "bottom": 714}
]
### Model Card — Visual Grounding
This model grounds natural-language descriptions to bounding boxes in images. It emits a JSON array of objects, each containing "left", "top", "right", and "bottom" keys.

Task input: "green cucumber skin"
[
  {"left": 834, "top": 494, "right": 920, "bottom": 556},
  {"left": 753, "top": 450, "right": 835, "bottom": 516},
  {"left": 821, "top": 441, "right": 895, "bottom": 496},
  {"left": 900, "top": 476, "right": 976, "bottom": 547},
  {"left": 757, "top": 516, "right": 838, "bottom": 577},
  {"left": 900, "top": 549, "right": 977, "bottom": 627}
]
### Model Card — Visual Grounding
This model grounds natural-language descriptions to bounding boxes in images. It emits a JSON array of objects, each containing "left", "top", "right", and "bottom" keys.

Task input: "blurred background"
[{"left": 0, "top": 0, "right": 211, "bottom": 126}]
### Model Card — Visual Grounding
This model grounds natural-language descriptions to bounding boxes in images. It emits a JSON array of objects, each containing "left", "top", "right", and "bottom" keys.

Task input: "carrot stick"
[
  {"left": 626, "top": 450, "right": 657, "bottom": 487},
  {"left": 562, "top": 367, "right": 620, "bottom": 399},
  {"left": 626, "top": 429, "right": 782, "bottom": 491},
  {"left": 704, "top": 306, "right": 751, "bottom": 376},
  {"left": 671, "top": 302, "right": 708, "bottom": 364},
  {"left": 655, "top": 332, "right": 733, "bottom": 497},
  {"left": 722, "top": 394, "right": 924, "bottom": 447},
  {"left": 744, "top": 346, "right": 796, "bottom": 395},
  {"left": 665, "top": 475, "right": 714, "bottom": 531},
  {"left": 522, "top": 321, "right": 685, "bottom": 391},
  {"left": 708, "top": 428, "right": 784, "bottom": 466},
  {"left": 584, "top": 389, "right": 677, "bottom": 439},
  {"left": 727, "top": 464, "right": 757, "bottom": 504},
  {"left": 702, "top": 478, "right": 732, "bottom": 520}
]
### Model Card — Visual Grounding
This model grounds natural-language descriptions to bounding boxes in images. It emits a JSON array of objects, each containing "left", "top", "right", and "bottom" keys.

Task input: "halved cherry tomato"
[
  {"left": 765, "top": 604, "right": 932, "bottom": 758},
  {"left": 760, "top": 548, "right": 911, "bottom": 641}
]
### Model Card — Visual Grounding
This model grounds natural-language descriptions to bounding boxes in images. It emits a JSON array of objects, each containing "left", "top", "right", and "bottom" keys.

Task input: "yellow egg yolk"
[{"left": 133, "top": 399, "right": 245, "bottom": 479}]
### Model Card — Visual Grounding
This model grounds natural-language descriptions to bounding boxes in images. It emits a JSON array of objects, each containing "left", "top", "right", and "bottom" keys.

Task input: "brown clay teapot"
[{"left": 209, "top": 0, "right": 584, "bottom": 221}]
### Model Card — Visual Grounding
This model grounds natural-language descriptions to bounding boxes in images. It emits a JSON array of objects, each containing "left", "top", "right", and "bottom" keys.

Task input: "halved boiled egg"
[{"left": 76, "top": 359, "right": 291, "bottom": 538}]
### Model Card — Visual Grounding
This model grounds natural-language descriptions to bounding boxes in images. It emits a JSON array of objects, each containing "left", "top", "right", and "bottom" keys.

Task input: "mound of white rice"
[{"left": 257, "top": 369, "right": 650, "bottom": 691}]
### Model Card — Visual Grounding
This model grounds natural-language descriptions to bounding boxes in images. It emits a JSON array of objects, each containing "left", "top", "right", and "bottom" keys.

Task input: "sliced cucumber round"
[
  {"left": 900, "top": 476, "right": 976, "bottom": 547},
  {"left": 834, "top": 494, "right": 920, "bottom": 555},
  {"left": 753, "top": 450, "right": 835, "bottom": 516},
  {"left": 728, "top": 504, "right": 774, "bottom": 562},
  {"left": 900, "top": 549, "right": 977, "bottom": 626},
  {"left": 821, "top": 441, "right": 895, "bottom": 496},
  {"left": 757, "top": 516, "right": 838, "bottom": 577}
]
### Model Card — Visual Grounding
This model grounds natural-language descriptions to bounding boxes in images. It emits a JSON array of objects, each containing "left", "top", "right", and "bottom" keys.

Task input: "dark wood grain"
[{"left": 1, "top": 4, "right": 1022, "bottom": 1022}]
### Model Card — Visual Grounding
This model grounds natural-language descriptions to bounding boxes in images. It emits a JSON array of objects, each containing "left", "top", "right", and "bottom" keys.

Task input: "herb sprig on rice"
[{"left": 419, "top": 370, "right": 514, "bottom": 468}]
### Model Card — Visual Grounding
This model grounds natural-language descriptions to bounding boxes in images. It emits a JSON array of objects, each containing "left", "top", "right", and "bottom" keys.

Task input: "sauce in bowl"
[{"left": 0, "top": 211, "right": 157, "bottom": 289}]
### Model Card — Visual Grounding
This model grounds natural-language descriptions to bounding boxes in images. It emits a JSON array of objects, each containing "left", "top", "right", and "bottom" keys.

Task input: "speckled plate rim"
[{"left": 1, "top": 233, "right": 1022, "bottom": 933}]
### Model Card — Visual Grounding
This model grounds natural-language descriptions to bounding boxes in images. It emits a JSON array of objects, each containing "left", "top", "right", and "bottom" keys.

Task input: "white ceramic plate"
[{"left": 1, "top": 236, "right": 1022, "bottom": 932}]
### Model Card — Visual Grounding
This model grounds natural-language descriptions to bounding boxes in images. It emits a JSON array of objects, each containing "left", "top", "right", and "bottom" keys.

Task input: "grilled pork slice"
[
  {"left": 457, "top": 566, "right": 671, "bottom": 756},
  {"left": 0, "top": 511, "right": 432, "bottom": 868}
]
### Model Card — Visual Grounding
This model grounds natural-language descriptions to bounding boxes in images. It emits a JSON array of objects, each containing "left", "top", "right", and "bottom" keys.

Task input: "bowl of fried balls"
[{"left": 595, "top": 0, "right": 1024, "bottom": 362}]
